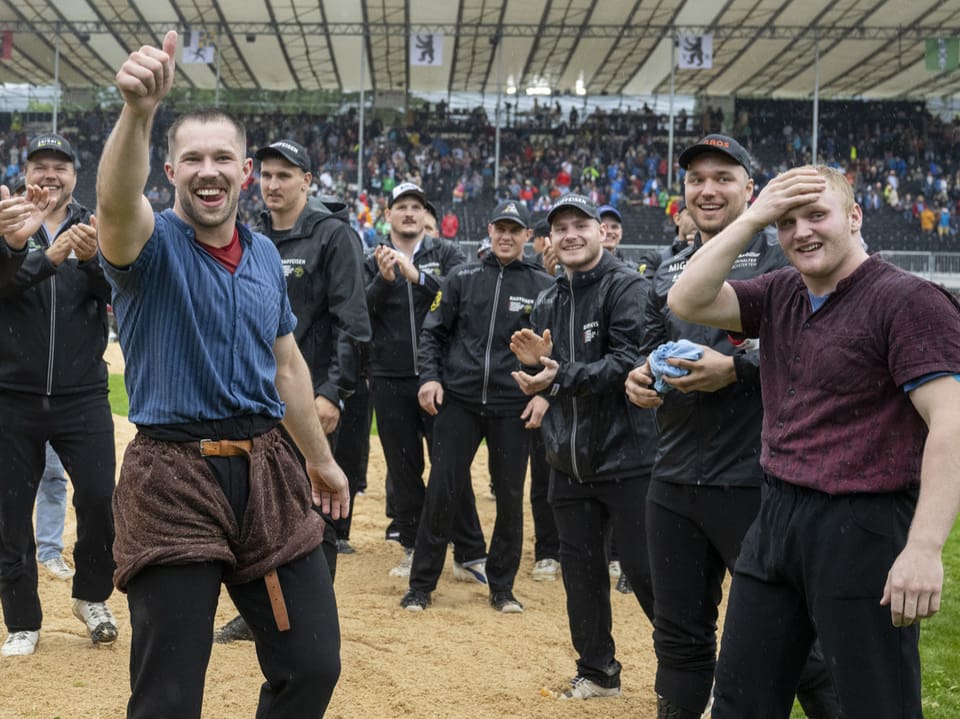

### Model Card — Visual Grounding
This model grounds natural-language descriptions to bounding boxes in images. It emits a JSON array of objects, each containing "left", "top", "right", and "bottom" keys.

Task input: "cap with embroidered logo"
[
  {"left": 389, "top": 182, "right": 428, "bottom": 208},
  {"left": 27, "top": 134, "right": 74, "bottom": 163},
  {"left": 489, "top": 200, "right": 530, "bottom": 228},
  {"left": 546, "top": 194, "right": 601, "bottom": 225},
  {"left": 678, "top": 134, "right": 753, "bottom": 175},
  {"left": 255, "top": 139, "right": 311, "bottom": 173}
]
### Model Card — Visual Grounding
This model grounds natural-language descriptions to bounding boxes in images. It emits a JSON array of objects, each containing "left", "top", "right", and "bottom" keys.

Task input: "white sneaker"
[
  {"left": 531, "top": 558, "right": 561, "bottom": 581},
  {"left": 388, "top": 548, "right": 414, "bottom": 578},
  {"left": 608, "top": 560, "right": 622, "bottom": 579},
  {"left": 2, "top": 630, "right": 39, "bottom": 656},
  {"left": 41, "top": 555, "right": 75, "bottom": 580},
  {"left": 72, "top": 599, "right": 118, "bottom": 646},
  {"left": 452, "top": 559, "right": 487, "bottom": 584},
  {"left": 544, "top": 675, "right": 621, "bottom": 700}
]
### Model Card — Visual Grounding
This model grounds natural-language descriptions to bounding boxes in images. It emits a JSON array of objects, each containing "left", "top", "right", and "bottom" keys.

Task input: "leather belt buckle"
[{"left": 199, "top": 438, "right": 253, "bottom": 457}]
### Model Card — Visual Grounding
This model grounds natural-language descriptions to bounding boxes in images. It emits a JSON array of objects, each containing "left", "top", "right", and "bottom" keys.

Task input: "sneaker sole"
[
  {"left": 452, "top": 566, "right": 487, "bottom": 584},
  {"left": 403, "top": 604, "right": 425, "bottom": 612},
  {"left": 531, "top": 573, "right": 558, "bottom": 582},
  {"left": 91, "top": 625, "right": 118, "bottom": 646}
]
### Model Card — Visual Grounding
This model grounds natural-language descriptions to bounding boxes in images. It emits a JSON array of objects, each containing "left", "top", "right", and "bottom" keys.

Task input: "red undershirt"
[{"left": 198, "top": 227, "right": 243, "bottom": 273}]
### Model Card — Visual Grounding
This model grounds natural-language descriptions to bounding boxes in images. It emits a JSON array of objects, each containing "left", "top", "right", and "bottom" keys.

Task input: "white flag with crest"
[
  {"left": 183, "top": 30, "right": 216, "bottom": 64},
  {"left": 678, "top": 34, "right": 713, "bottom": 69},
  {"left": 410, "top": 33, "right": 443, "bottom": 66}
]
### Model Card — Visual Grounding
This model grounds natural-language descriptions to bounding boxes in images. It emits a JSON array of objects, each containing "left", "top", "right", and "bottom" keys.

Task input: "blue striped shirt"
[{"left": 102, "top": 210, "right": 296, "bottom": 424}]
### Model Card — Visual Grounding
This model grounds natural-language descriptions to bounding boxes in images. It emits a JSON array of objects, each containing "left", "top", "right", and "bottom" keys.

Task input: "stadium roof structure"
[{"left": 2, "top": 0, "right": 960, "bottom": 101}]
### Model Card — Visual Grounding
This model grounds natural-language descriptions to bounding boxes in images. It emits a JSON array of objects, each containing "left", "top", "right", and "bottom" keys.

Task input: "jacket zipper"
[
  {"left": 568, "top": 285, "right": 581, "bottom": 481},
  {"left": 481, "top": 266, "right": 504, "bottom": 405},
  {"left": 46, "top": 275, "right": 56, "bottom": 395},
  {"left": 407, "top": 281, "right": 419, "bottom": 375}
]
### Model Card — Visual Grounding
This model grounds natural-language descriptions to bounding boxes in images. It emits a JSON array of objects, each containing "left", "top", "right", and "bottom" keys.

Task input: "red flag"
[{"left": 1, "top": 31, "right": 12, "bottom": 61}]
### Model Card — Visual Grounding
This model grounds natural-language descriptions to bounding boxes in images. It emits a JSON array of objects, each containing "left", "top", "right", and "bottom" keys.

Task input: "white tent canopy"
[{"left": 0, "top": 0, "right": 959, "bottom": 100}]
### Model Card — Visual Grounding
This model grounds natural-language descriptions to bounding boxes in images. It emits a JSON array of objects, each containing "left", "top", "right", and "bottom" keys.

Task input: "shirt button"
[
  {"left": 788, "top": 389, "right": 796, "bottom": 397},
  {"left": 777, "top": 422, "right": 784, "bottom": 428},
  {"left": 794, "top": 355, "right": 801, "bottom": 362},
  {"left": 802, "top": 322, "right": 811, "bottom": 329}
]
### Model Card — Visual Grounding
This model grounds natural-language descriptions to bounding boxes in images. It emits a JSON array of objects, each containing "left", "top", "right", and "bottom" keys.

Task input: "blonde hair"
[{"left": 804, "top": 164, "right": 855, "bottom": 213}]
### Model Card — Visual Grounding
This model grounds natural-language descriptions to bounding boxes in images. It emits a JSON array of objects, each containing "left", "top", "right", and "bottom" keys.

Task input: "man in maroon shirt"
[{"left": 667, "top": 164, "right": 960, "bottom": 718}]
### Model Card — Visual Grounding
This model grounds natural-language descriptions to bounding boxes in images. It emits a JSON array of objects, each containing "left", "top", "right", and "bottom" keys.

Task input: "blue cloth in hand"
[{"left": 649, "top": 339, "right": 704, "bottom": 393}]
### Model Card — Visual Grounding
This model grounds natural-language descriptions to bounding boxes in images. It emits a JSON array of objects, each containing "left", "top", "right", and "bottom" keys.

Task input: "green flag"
[{"left": 925, "top": 38, "right": 959, "bottom": 71}]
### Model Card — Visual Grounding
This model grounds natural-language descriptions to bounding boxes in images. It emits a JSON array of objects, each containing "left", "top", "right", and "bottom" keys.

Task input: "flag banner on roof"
[
  {"left": 410, "top": 33, "right": 443, "bottom": 66},
  {"left": 925, "top": 38, "right": 959, "bottom": 72},
  {"left": 1, "top": 31, "right": 12, "bottom": 61},
  {"left": 678, "top": 34, "right": 713, "bottom": 69},
  {"left": 183, "top": 30, "right": 216, "bottom": 65}
]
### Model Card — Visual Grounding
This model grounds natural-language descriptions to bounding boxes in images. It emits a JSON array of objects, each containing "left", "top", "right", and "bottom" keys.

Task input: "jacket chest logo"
[
  {"left": 419, "top": 260, "right": 442, "bottom": 276},
  {"left": 281, "top": 258, "right": 306, "bottom": 279},
  {"left": 508, "top": 295, "right": 535, "bottom": 314},
  {"left": 582, "top": 320, "right": 600, "bottom": 344}
]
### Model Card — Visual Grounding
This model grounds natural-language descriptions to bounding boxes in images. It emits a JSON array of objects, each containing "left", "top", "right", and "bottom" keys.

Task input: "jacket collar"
[{"left": 561, "top": 248, "right": 621, "bottom": 289}]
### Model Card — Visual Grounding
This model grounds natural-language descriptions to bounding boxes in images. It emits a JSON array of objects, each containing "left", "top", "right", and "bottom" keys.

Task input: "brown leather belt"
[
  {"left": 199, "top": 437, "right": 291, "bottom": 632},
  {"left": 199, "top": 438, "right": 253, "bottom": 457}
]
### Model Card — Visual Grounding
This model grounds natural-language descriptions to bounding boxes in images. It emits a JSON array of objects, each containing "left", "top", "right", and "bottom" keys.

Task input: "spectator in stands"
[
  {"left": 440, "top": 210, "right": 459, "bottom": 240},
  {"left": 938, "top": 206, "right": 952, "bottom": 240},
  {"left": 920, "top": 204, "right": 936, "bottom": 234}
]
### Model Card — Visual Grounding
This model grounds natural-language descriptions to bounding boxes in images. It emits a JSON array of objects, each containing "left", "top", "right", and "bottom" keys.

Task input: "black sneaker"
[
  {"left": 490, "top": 591, "right": 524, "bottom": 614},
  {"left": 615, "top": 572, "right": 632, "bottom": 594},
  {"left": 400, "top": 588, "right": 431, "bottom": 612},
  {"left": 337, "top": 538, "right": 356, "bottom": 554},
  {"left": 214, "top": 615, "right": 254, "bottom": 643}
]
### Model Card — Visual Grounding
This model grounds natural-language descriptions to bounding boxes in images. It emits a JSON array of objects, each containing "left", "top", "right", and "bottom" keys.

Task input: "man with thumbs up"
[{"left": 96, "top": 32, "right": 347, "bottom": 718}]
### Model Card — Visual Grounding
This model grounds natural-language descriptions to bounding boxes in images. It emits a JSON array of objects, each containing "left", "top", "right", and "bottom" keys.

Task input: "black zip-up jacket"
[
  {"left": 529, "top": 251, "right": 658, "bottom": 482},
  {"left": 640, "top": 228, "right": 787, "bottom": 487},
  {"left": 419, "top": 253, "right": 554, "bottom": 415},
  {"left": 0, "top": 201, "right": 110, "bottom": 396},
  {"left": 364, "top": 235, "right": 465, "bottom": 378},
  {"left": 259, "top": 198, "right": 371, "bottom": 405}
]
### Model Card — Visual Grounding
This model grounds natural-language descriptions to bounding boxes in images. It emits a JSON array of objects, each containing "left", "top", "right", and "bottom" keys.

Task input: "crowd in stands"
[{"left": 2, "top": 97, "right": 959, "bottom": 252}]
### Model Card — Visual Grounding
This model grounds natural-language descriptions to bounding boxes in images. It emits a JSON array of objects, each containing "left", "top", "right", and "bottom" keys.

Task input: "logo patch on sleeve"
[{"left": 430, "top": 290, "right": 442, "bottom": 312}]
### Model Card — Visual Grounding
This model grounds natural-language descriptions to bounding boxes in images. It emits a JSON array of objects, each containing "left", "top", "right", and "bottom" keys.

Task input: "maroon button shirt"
[{"left": 731, "top": 255, "right": 960, "bottom": 494}]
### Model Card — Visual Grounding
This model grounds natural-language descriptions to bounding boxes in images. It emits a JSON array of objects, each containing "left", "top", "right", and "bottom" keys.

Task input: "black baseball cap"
[
  {"left": 547, "top": 194, "right": 601, "bottom": 225},
  {"left": 597, "top": 204, "right": 622, "bottom": 223},
  {"left": 27, "top": 134, "right": 74, "bottom": 163},
  {"left": 389, "top": 182, "right": 428, "bottom": 208},
  {"left": 532, "top": 218, "right": 550, "bottom": 237},
  {"left": 255, "top": 139, "right": 311, "bottom": 173},
  {"left": 424, "top": 200, "right": 439, "bottom": 223},
  {"left": 489, "top": 200, "right": 529, "bottom": 228},
  {"left": 678, "top": 134, "right": 753, "bottom": 175}
]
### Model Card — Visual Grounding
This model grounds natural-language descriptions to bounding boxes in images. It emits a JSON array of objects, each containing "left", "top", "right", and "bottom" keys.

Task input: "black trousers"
[
  {"left": 371, "top": 376, "right": 484, "bottom": 558},
  {"left": 647, "top": 480, "right": 840, "bottom": 717},
  {"left": 125, "top": 546, "right": 339, "bottom": 719},
  {"left": 410, "top": 399, "right": 528, "bottom": 594},
  {"left": 0, "top": 390, "right": 116, "bottom": 632},
  {"left": 549, "top": 470, "right": 654, "bottom": 689},
  {"left": 714, "top": 478, "right": 921, "bottom": 719},
  {"left": 332, "top": 377, "right": 373, "bottom": 542},
  {"left": 528, "top": 430, "right": 559, "bottom": 562}
]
